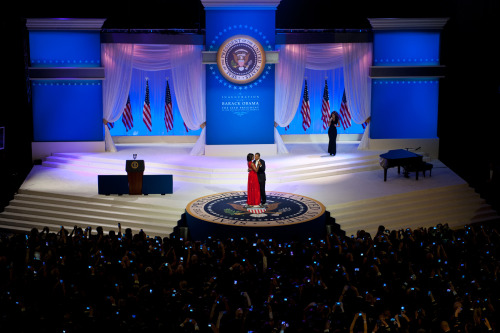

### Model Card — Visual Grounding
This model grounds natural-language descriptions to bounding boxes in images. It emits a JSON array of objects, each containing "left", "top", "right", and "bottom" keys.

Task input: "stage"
[{"left": 1, "top": 141, "right": 497, "bottom": 238}]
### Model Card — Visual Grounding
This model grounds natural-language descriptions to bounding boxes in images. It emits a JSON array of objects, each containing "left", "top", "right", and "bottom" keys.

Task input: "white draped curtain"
[
  {"left": 342, "top": 43, "right": 372, "bottom": 150},
  {"left": 274, "top": 43, "right": 372, "bottom": 153},
  {"left": 101, "top": 44, "right": 206, "bottom": 154},
  {"left": 102, "top": 44, "right": 135, "bottom": 153},
  {"left": 274, "top": 44, "right": 307, "bottom": 154},
  {"left": 170, "top": 45, "right": 206, "bottom": 156}
]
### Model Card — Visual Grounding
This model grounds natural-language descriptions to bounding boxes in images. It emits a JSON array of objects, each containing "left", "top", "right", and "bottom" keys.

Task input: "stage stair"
[
  {"left": 41, "top": 152, "right": 382, "bottom": 184},
  {"left": 0, "top": 189, "right": 184, "bottom": 237},
  {"left": 328, "top": 183, "right": 499, "bottom": 237}
]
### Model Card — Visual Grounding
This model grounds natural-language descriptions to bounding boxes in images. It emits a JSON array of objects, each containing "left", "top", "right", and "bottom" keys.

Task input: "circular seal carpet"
[{"left": 185, "top": 191, "right": 327, "bottom": 241}]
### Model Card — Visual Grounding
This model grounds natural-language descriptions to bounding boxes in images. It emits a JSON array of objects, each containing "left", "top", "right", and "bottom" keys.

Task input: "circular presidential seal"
[
  {"left": 217, "top": 35, "right": 266, "bottom": 85},
  {"left": 186, "top": 191, "right": 325, "bottom": 227}
]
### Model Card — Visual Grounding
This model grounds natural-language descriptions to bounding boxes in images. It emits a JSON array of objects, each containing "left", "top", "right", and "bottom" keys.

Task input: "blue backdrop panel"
[
  {"left": 370, "top": 79, "right": 439, "bottom": 139},
  {"left": 206, "top": 10, "right": 275, "bottom": 145},
  {"left": 373, "top": 31, "right": 441, "bottom": 67},
  {"left": 32, "top": 81, "right": 103, "bottom": 141},
  {"left": 29, "top": 31, "right": 101, "bottom": 67}
]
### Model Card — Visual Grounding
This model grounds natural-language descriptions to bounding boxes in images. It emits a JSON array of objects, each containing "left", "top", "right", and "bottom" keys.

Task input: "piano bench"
[
  {"left": 422, "top": 162, "right": 433, "bottom": 177},
  {"left": 405, "top": 162, "right": 433, "bottom": 177},
  {"left": 403, "top": 162, "right": 433, "bottom": 180}
]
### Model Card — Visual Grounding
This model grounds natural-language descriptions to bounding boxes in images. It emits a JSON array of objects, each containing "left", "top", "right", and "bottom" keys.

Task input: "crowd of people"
[{"left": 0, "top": 221, "right": 498, "bottom": 333}]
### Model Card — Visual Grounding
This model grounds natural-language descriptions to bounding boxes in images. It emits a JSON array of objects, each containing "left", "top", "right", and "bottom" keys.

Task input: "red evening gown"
[{"left": 247, "top": 161, "right": 261, "bottom": 206}]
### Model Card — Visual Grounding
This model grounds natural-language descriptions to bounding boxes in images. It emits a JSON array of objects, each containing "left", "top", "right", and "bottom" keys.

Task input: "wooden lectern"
[{"left": 126, "top": 160, "right": 145, "bottom": 195}]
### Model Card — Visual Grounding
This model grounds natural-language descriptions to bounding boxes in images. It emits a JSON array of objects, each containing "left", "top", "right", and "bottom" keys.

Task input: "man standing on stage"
[{"left": 254, "top": 153, "right": 267, "bottom": 206}]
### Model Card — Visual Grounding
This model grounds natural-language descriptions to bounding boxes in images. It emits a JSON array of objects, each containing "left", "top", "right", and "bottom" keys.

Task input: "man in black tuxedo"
[{"left": 254, "top": 153, "right": 266, "bottom": 206}]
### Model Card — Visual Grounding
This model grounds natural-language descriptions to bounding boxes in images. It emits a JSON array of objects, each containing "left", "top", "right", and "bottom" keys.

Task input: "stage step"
[
  {"left": 0, "top": 189, "right": 184, "bottom": 237},
  {"left": 328, "top": 184, "right": 499, "bottom": 237},
  {"left": 2, "top": 184, "right": 496, "bottom": 241},
  {"left": 41, "top": 152, "right": 383, "bottom": 184}
]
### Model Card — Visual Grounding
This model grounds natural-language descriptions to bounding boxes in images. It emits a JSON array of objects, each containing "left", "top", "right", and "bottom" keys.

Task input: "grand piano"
[{"left": 379, "top": 149, "right": 424, "bottom": 181}]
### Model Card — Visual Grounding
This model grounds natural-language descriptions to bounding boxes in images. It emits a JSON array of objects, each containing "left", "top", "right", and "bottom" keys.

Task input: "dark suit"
[{"left": 255, "top": 159, "right": 266, "bottom": 204}]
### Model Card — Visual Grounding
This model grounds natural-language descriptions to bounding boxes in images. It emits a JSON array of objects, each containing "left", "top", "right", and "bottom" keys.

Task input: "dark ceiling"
[{"left": 7, "top": 0, "right": 497, "bottom": 30}]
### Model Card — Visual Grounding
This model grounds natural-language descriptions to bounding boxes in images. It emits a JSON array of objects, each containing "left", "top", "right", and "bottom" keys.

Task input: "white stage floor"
[{"left": 20, "top": 142, "right": 465, "bottom": 209}]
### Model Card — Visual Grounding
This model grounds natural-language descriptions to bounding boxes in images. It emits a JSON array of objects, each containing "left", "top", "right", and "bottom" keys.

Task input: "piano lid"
[{"left": 380, "top": 149, "right": 421, "bottom": 159}]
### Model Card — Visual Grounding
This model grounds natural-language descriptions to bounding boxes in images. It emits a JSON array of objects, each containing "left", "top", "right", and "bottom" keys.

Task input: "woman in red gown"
[{"left": 247, "top": 153, "right": 261, "bottom": 206}]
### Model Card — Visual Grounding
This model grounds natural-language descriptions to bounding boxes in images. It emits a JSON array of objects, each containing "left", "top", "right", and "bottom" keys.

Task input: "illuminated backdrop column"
[
  {"left": 368, "top": 18, "right": 448, "bottom": 158},
  {"left": 27, "top": 18, "right": 106, "bottom": 160},
  {"left": 202, "top": 0, "right": 280, "bottom": 155}
]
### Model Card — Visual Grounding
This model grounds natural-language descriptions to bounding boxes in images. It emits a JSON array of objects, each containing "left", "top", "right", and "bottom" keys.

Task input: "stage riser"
[
  {"left": 280, "top": 157, "right": 380, "bottom": 172},
  {"left": 339, "top": 203, "right": 485, "bottom": 230},
  {"left": 11, "top": 192, "right": 185, "bottom": 216},
  {"left": 332, "top": 192, "right": 484, "bottom": 222},
  {"left": 328, "top": 184, "right": 471, "bottom": 210},
  {"left": 44, "top": 156, "right": 244, "bottom": 176},
  {"left": 0, "top": 210, "right": 176, "bottom": 230},
  {"left": 52, "top": 152, "right": 381, "bottom": 168},
  {"left": 340, "top": 209, "right": 495, "bottom": 238},
  {"left": 277, "top": 162, "right": 379, "bottom": 177},
  {"left": 0, "top": 218, "right": 173, "bottom": 238},
  {"left": 42, "top": 154, "right": 382, "bottom": 184},
  {"left": 10, "top": 196, "right": 181, "bottom": 218},
  {"left": 2, "top": 188, "right": 497, "bottom": 241},
  {"left": 276, "top": 165, "right": 381, "bottom": 182},
  {"left": 47, "top": 152, "right": 382, "bottom": 168},
  {"left": 51, "top": 153, "right": 243, "bottom": 172},
  {"left": 330, "top": 186, "right": 475, "bottom": 210},
  {"left": 3, "top": 205, "right": 178, "bottom": 225},
  {"left": 0, "top": 190, "right": 181, "bottom": 237},
  {"left": 329, "top": 185, "right": 499, "bottom": 236},
  {"left": 17, "top": 189, "right": 187, "bottom": 210}
]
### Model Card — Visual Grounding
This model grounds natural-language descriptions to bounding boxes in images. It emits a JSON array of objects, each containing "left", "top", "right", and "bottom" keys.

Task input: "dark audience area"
[{"left": 0, "top": 222, "right": 498, "bottom": 333}]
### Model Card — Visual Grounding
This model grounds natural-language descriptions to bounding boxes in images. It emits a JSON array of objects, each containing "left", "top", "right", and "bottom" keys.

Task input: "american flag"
[
  {"left": 339, "top": 90, "right": 352, "bottom": 130},
  {"left": 142, "top": 80, "right": 152, "bottom": 132},
  {"left": 300, "top": 79, "right": 311, "bottom": 131},
  {"left": 321, "top": 79, "right": 331, "bottom": 130},
  {"left": 122, "top": 95, "right": 133, "bottom": 132},
  {"left": 183, "top": 121, "right": 189, "bottom": 132},
  {"left": 164, "top": 80, "right": 173, "bottom": 132},
  {"left": 106, "top": 122, "right": 114, "bottom": 130}
]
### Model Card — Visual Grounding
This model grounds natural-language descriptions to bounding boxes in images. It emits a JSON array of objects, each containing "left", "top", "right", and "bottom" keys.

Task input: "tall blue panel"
[
  {"left": 206, "top": 10, "right": 275, "bottom": 145},
  {"left": 373, "top": 31, "right": 440, "bottom": 66},
  {"left": 29, "top": 26, "right": 103, "bottom": 142},
  {"left": 32, "top": 81, "right": 103, "bottom": 141},
  {"left": 370, "top": 26, "right": 443, "bottom": 141},
  {"left": 29, "top": 31, "right": 101, "bottom": 67},
  {"left": 371, "top": 79, "right": 439, "bottom": 139}
]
